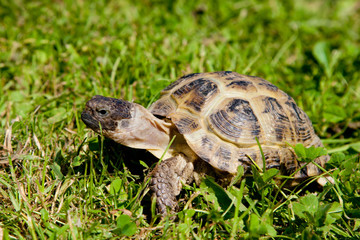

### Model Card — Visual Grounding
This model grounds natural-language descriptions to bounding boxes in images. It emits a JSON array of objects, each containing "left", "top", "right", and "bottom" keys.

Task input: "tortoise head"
[
  {"left": 81, "top": 95, "right": 172, "bottom": 154},
  {"left": 81, "top": 95, "right": 134, "bottom": 135}
]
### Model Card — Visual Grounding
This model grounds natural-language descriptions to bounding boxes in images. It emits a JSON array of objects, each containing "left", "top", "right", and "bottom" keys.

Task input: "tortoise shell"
[{"left": 149, "top": 71, "right": 328, "bottom": 178}]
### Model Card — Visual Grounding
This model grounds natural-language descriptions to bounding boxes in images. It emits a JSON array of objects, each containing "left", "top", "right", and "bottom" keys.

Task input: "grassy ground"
[{"left": 1, "top": 0, "right": 360, "bottom": 239}]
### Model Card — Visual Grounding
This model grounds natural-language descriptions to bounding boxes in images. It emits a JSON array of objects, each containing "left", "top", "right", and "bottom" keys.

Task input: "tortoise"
[{"left": 81, "top": 71, "right": 329, "bottom": 214}]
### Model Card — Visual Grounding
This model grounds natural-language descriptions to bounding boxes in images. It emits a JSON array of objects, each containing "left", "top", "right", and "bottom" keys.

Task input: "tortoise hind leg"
[{"left": 150, "top": 154, "right": 194, "bottom": 214}]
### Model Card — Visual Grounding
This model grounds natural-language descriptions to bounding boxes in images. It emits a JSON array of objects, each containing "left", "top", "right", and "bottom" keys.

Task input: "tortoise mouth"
[{"left": 81, "top": 111, "right": 101, "bottom": 131}]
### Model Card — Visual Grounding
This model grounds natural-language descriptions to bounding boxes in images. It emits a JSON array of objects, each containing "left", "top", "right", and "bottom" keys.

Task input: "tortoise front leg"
[{"left": 150, "top": 154, "right": 194, "bottom": 214}]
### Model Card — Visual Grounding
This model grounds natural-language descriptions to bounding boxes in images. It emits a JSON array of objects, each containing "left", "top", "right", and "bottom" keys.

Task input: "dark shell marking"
[
  {"left": 163, "top": 73, "right": 201, "bottom": 91},
  {"left": 226, "top": 80, "right": 256, "bottom": 91},
  {"left": 285, "top": 100, "right": 313, "bottom": 142},
  {"left": 211, "top": 71, "right": 234, "bottom": 77},
  {"left": 201, "top": 136, "right": 214, "bottom": 152},
  {"left": 173, "top": 78, "right": 218, "bottom": 112},
  {"left": 150, "top": 99, "right": 175, "bottom": 117},
  {"left": 263, "top": 97, "right": 293, "bottom": 142},
  {"left": 209, "top": 98, "right": 261, "bottom": 143},
  {"left": 226, "top": 80, "right": 252, "bottom": 87},
  {"left": 258, "top": 82, "right": 279, "bottom": 92},
  {"left": 171, "top": 114, "right": 200, "bottom": 134},
  {"left": 215, "top": 146, "right": 232, "bottom": 171}
]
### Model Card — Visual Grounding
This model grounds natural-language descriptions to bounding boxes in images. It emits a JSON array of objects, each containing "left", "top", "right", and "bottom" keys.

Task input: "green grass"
[{"left": 1, "top": 0, "right": 360, "bottom": 239}]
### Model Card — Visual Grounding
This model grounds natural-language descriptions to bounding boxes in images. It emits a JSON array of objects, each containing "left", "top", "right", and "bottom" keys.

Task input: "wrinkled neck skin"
[{"left": 106, "top": 103, "right": 194, "bottom": 160}]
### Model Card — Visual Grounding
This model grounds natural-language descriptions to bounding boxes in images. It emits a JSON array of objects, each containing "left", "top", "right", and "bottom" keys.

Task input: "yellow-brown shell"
[{"left": 149, "top": 71, "right": 328, "bottom": 178}]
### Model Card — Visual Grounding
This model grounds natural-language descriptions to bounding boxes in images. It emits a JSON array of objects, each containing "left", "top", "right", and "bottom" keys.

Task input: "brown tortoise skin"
[
  {"left": 149, "top": 71, "right": 329, "bottom": 179},
  {"left": 82, "top": 95, "right": 133, "bottom": 131}
]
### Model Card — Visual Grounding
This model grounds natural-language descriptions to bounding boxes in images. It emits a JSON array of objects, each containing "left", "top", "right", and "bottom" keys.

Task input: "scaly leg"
[{"left": 150, "top": 154, "right": 194, "bottom": 214}]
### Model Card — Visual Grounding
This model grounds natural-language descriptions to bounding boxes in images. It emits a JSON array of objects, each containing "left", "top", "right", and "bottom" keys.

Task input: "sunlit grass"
[{"left": 1, "top": 0, "right": 359, "bottom": 238}]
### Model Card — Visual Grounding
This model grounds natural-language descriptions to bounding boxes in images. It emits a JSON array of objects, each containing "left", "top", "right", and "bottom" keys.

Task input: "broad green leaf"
[
  {"left": 301, "top": 227, "right": 322, "bottom": 240},
  {"left": 40, "top": 208, "right": 49, "bottom": 222},
  {"left": 46, "top": 107, "right": 68, "bottom": 124},
  {"left": 354, "top": 219, "right": 360, "bottom": 231},
  {"left": 202, "top": 177, "right": 233, "bottom": 213},
  {"left": 315, "top": 203, "right": 332, "bottom": 227},
  {"left": 294, "top": 144, "right": 307, "bottom": 159},
  {"left": 50, "top": 162, "right": 64, "bottom": 180},
  {"left": 299, "top": 194, "right": 319, "bottom": 216},
  {"left": 14, "top": 101, "right": 34, "bottom": 116},
  {"left": 113, "top": 214, "right": 137, "bottom": 236},
  {"left": 265, "top": 224, "right": 277, "bottom": 237},
  {"left": 110, "top": 178, "right": 123, "bottom": 195},
  {"left": 293, "top": 194, "right": 319, "bottom": 221},
  {"left": 9, "top": 90, "right": 26, "bottom": 102},
  {"left": 293, "top": 202, "right": 306, "bottom": 219},
  {"left": 328, "top": 152, "right": 346, "bottom": 166},
  {"left": 294, "top": 144, "right": 327, "bottom": 162},
  {"left": 263, "top": 168, "right": 279, "bottom": 183},
  {"left": 185, "top": 209, "right": 195, "bottom": 218},
  {"left": 248, "top": 212, "right": 277, "bottom": 237},
  {"left": 261, "top": 209, "right": 277, "bottom": 237},
  {"left": 71, "top": 156, "right": 84, "bottom": 167},
  {"left": 178, "top": 209, "right": 196, "bottom": 220},
  {"left": 323, "top": 105, "right": 347, "bottom": 123},
  {"left": 178, "top": 223, "right": 189, "bottom": 234},
  {"left": 200, "top": 180, "right": 220, "bottom": 212},
  {"left": 326, "top": 202, "right": 343, "bottom": 224},
  {"left": 34, "top": 49, "right": 49, "bottom": 63},
  {"left": 350, "top": 142, "right": 360, "bottom": 152},
  {"left": 313, "top": 41, "right": 330, "bottom": 75},
  {"left": 109, "top": 178, "right": 128, "bottom": 201},
  {"left": 248, "top": 213, "right": 260, "bottom": 233},
  {"left": 306, "top": 146, "right": 327, "bottom": 160}
]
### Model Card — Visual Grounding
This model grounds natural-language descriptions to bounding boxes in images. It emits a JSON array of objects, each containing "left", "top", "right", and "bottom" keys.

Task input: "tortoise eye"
[{"left": 97, "top": 109, "right": 109, "bottom": 117}]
